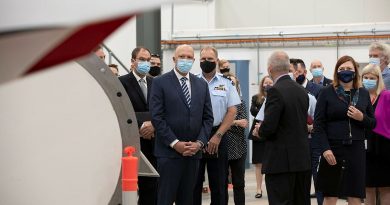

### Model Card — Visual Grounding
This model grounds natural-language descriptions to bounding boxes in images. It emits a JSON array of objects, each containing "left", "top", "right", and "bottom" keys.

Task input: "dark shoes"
[{"left": 255, "top": 191, "right": 262, "bottom": 198}]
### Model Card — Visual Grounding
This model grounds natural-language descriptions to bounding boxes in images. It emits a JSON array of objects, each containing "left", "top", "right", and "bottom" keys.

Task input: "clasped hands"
[{"left": 173, "top": 141, "right": 202, "bottom": 156}]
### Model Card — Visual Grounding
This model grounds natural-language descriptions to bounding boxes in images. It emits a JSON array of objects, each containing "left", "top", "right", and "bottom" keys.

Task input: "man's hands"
[
  {"left": 207, "top": 135, "right": 222, "bottom": 154},
  {"left": 173, "top": 141, "right": 202, "bottom": 156},
  {"left": 140, "top": 121, "right": 155, "bottom": 139}
]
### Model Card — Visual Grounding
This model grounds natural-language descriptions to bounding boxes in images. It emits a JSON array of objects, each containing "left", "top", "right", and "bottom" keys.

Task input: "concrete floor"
[{"left": 201, "top": 166, "right": 348, "bottom": 205}]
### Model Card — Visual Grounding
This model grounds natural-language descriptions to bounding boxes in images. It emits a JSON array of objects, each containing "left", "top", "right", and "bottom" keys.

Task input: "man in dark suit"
[
  {"left": 258, "top": 51, "right": 311, "bottom": 205},
  {"left": 149, "top": 44, "right": 214, "bottom": 205},
  {"left": 119, "top": 47, "right": 157, "bottom": 205},
  {"left": 290, "top": 58, "right": 322, "bottom": 98},
  {"left": 309, "top": 59, "right": 332, "bottom": 87}
]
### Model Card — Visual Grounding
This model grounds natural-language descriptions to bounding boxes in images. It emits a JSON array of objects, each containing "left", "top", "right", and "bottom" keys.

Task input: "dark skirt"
[
  {"left": 251, "top": 140, "right": 265, "bottom": 164},
  {"left": 317, "top": 140, "right": 365, "bottom": 198},
  {"left": 366, "top": 135, "right": 390, "bottom": 187}
]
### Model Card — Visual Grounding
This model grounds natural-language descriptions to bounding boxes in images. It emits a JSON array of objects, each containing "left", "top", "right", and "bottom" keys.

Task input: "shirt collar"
[
  {"left": 302, "top": 78, "right": 308, "bottom": 88},
  {"left": 274, "top": 73, "right": 290, "bottom": 84},
  {"left": 132, "top": 70, "right": 145, "bottom": 82},
  {"left": 200, "top": 72, "right": 220, "bottom": 83},
  {"left": 173, "top": 68, "right": 190, "bottom": 82},
  {"left": 319, "top": 76, "right": 324, "bottom": 84}
]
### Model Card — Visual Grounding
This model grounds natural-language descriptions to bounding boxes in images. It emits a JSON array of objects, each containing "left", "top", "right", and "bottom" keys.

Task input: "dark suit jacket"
[
  {"left": 150, "top": 70, "right": 214, "bottom": 159},
  {"left": 305, "top": 80, "right": 322, "bottom": 99},
  {"left": 313, "top": 85, "right": 376, "bottom": 153},
  {"left": 259, "top": 75, "right": 311, "bottom": 174},
  {"left": 119, "top": 72, "right": 155, "bottom": 159},
  {"left": 310, "top": 76, "right": 332, "bottom": 87}
]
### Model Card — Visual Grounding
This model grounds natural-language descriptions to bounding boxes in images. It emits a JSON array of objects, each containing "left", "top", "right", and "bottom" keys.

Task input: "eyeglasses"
[{"left": 135, "top": 57, "right": 150, "bottom": 62}]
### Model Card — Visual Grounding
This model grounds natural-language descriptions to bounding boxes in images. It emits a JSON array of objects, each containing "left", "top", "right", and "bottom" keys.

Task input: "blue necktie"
[{"left": 180, "top": 77, "right": 191, "bottom": 107}]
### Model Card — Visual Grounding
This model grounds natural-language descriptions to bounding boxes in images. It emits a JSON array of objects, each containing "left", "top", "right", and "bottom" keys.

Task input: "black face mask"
[
  {"left": 296, "top": 74, "right": 306, "bottom": 85},
  {"left": 264, "top": 85, "right": 272, "bottom": 92},
  {"left": 337, "top": 70, "right": 355, "bottom": 83},
  {"left": 149, "top": 66, "right": 161, "bottom": 77},
  {"left": 220, "top": 68, "right": 230, "bottom": 74},
  {"left": 200, "top": 60, "right": 216, "bottom": 73}
]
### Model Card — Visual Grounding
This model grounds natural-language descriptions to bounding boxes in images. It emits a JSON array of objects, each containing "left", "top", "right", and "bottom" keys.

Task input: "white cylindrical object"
[{"left": 122, "top": 191, "right": 138, "bottom": 205}]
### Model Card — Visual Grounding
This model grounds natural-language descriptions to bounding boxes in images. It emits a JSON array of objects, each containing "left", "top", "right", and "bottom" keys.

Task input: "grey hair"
[
  {"left": 268, "top": 51, "right": 290, "bottom": 73},
  {"left": 369, "top": 42, "right": 390, "bottom": 63}
]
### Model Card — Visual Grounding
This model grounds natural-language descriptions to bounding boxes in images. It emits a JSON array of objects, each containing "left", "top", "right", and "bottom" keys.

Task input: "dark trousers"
[
  {"left": 265, "top": 170, "right": 311, "bottom": 205},
  {"left": 156, "top": 157, "right": 199, "bottom": 205},
  {"left": 138, "top": 176, "right": 157, "bottom": 205},
  {"left": 310, "top": 138, "right": 324, "bottom": 205},
  {"left": 228, "top": 154, "right": 246, "bottom": 205},
  {"left": 194, "top": 137, "right": 229, "bottom": 205},
  {"left": 138, "top": 140, "right": 158, "bottom": 205}
]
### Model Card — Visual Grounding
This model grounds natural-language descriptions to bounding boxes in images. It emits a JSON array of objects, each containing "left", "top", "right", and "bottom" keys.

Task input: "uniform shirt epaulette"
[{"left": 221, "top": 74, "right": 234, "bottom": 85}]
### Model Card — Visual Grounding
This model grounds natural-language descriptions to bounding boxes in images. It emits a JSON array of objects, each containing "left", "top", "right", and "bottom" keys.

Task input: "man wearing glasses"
[{"left": 119, "top": 47, "right": 157, "bottom": 205}]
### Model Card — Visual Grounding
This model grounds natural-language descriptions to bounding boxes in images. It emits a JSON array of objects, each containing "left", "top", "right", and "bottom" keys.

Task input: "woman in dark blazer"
[
  {"left": 314, "top": 55, "right": 376, "bottom": 205},
  {"left": 248, "top": 75, "right": 273, "bottom": 198}
]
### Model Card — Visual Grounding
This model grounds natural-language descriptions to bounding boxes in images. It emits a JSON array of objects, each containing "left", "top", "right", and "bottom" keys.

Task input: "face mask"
[
  {"left": 200, "top": 60, "right": 216, "bottom": 73},
  {"left": 149, "top": 66, "right": 161, "bottom": 77},
  {"left": 176, "top": 59, "right": 193, "bottom": 73},
  {"left": 363, "top": 79, "right": 377, "bottom": 90},
  {"left": 288, "top": 72, "right": 295, "bottom": 80},
  {"left": 220, "top": 68, "right": 230, "bottom": 74},
  {"left": 369, "top": 58, "right": 380, "bottom": 66},
  {"left": 296, "top": 74, "right": 306, "bottom": 85},
  {"left": 337, "top": 70, "right": 355, "bottom": 83},
  {"left": 264, "top": 85, "right": 272, "bottom": 92},
  {"left": 136, "top": 61, "right": 151, "bottom": 75},
  {"left": 311, "top": 68, "right": 323, "bottom": 77}
]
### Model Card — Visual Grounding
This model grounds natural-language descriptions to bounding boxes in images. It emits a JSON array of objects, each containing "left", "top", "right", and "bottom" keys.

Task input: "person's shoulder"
[
  {"left": 324, "top": 77, "right": 333, "bottom": 85},
  {"left": 358, "top": 86, "right": 370, "bottom": 95},
  {"left": 118, "top": 72, "right": 131, "bottom": 80},
  {"left": 190, "top": 73, "right": 204, "bottom": 82},
  {"left": 118, "top": 73, "right": 132, "bottom": 84},
  {"left": 151, "top": 71, "right": 171, "bottom": 85},
  {"left": 146, "top": 75, "right": 153, "bottom": 82}
]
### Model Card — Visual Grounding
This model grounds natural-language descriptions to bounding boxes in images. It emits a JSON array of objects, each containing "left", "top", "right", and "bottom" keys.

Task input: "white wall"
[
  {"left": 161, "top": 1, "right": 215, "bottom": 40},
  {"left": 162, "top": 0, "right": 390, "bottom": 30}
]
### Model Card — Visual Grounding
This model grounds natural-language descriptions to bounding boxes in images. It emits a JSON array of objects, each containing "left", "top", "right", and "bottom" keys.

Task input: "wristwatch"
[{"left": 216, "top": 132, "right": 223, "bottom": 139}]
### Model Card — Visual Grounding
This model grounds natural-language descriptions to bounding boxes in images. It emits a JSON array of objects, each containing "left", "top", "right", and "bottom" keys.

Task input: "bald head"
[
  {"left": 174, "top": 44, "right": 194, "bottom": 60},
  {"left": 310, "top": 59, "right": 323, "bottom": 69},
  {"left": 268, "top": 51, "right": 290, "bottom": 74}
]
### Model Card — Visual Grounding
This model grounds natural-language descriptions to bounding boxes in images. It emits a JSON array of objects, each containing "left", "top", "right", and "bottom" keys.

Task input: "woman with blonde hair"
[
  {"left": 248, "top": 75, "right": 273, "bottom": 198},
  {"left": 362, "top": 64, "right": 390, "bottom": 205}
]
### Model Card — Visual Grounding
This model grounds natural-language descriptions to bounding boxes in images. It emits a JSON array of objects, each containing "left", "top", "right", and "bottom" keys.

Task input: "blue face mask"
[
  {"left": 311, "top": 68, "right": 323, "bottom": 77},
  {"left": 176, "top": 59, "right": 193, "bottom": 73},
  {"left": 363, "top": 79, "right": 377, "bottom": 90},
  {"left": 369, "top": 58, "right": 380, "bottom": 65},
  {"left": 136, "top": 61, "right": 151, "bottom": 75}
]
